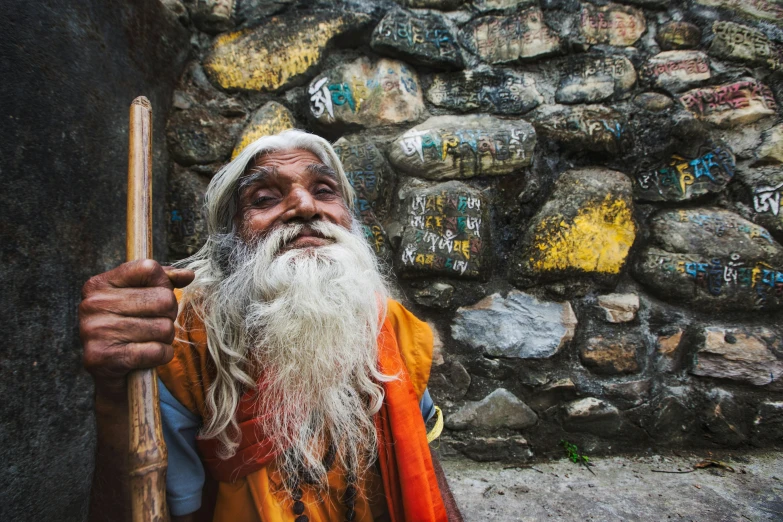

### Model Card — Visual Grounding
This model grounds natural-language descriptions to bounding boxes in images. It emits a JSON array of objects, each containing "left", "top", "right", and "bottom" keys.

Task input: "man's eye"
[
  {"left": 251, "top": 196, "right": 277, "bottom": 207},
  {"left": 315, "top": 187, "right": 336, "bottom": 196}
]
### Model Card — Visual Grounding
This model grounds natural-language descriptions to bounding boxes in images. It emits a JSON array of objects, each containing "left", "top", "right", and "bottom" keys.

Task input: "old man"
[{"left": 80, "top": 130, "right": 462, "bottom": 521}]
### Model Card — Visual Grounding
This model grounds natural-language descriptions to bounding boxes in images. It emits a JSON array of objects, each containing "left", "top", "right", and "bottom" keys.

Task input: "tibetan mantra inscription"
[
  {"left": 710, "top": 21, "right": 782, "bottom": 71},
  {"left": 389, "top": 115, "right": 536, "bottom": 180},
  {"left": 399, "top": 182, "right": 490, "bottom": 278},
  {"left": 556, "top": 54, "right": 636, "bottom": 104},
  {"left": 642, "top": 51, "right": 710, "bottom": 93},
  {"left": 425, "top": 68, "right": 543, "bottom": 114},
  {"left": 371, "top": 9, "right": 462, "bottom": 69},
  {"left": 635, "top": 144, "right": 735, "bottom": 202},
  {"left": 461, "top": 8, "right": 561, "bottom": 64},
  {"left": 679, "top": 80, "right": 777, "bottom": 127},
  {"left": 308, "top": 57, "right": 424, "bottom": 127},
  {"left": 579, "top": 3, "right": 646, "bottom": 47}
]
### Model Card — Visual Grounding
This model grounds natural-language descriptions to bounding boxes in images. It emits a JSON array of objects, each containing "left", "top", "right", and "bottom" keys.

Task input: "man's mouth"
[{"left": 281, "top": 228, "right": 334, "bottom": 251}]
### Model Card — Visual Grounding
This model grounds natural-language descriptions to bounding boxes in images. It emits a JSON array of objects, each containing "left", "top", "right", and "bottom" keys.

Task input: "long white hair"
[{"left": 175, "top": 130, "right": 392, "bottom": 485}]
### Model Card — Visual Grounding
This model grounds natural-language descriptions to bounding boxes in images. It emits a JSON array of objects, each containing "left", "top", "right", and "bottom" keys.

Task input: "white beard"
[{"left": 198, "top": 220, "right": 393, "bottom": 488}]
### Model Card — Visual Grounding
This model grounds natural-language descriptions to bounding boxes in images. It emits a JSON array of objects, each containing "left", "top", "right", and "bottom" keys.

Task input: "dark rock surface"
[
  {"left": 0, "top": 1, "right": 189, "bottom": 520},
  {"left": 371, "top": 8, "right": 463, "bottom": 69}
]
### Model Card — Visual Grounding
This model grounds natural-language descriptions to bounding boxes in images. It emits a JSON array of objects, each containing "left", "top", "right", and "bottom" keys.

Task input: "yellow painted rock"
[
  {"left": 512, "top": 168, "right": 636, "bottom": 284},
  {"left": 231, "top": 102, "right": 295, "bottom": 158},
  {"left": 204, "top": 11, "right": 371, "bottom": 92}
]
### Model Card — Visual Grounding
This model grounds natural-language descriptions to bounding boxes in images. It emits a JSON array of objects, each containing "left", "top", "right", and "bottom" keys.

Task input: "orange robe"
[{"left": 159, "top": 298, "right": 447, "bottom": 522}]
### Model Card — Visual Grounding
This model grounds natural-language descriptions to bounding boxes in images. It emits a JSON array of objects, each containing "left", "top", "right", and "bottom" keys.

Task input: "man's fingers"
[
  {"left": 119, "top": 342, "right": 175, "bottom": 371},
  {"left": 82, "top": 315, "right": 176, "bottom": 345},
  {"left": 80, "top": 287, "right": 178, "bottom": 320},
  {"left": 104, "top": 259, "right": 174, "bottom": 289},
  {"left": 163, "top": 267, "right": 196, "bottom": 289}
]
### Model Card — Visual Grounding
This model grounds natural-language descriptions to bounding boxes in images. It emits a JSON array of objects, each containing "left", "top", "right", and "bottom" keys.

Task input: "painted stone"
[
  {"left": 710, "top": 21, "right": 782, "bottom": 71},
  {"left": 579, "top": 3, "right": 646, "bottom": 47},
  {"left": 633, "top": 92, "right": 674, "bottom": 112},
  {"left": 398, "top": 0, "right": 464, "bottom": 8},
  {"left": 562, "top": 398, "right": 622, "bottom": 435},
  {"left": 461, "top": 8, "right": 561, "bottom": 64},
  {"left": 333, "top": 135, "right": 395, "bottom": 257},
  {"left": 308, "top": 57, "right": 424, "bottom": 128},
  {"left": 389, "top": 115, "right": 536, "bottom": 180},
  {"left": 738, "top": 166, "right": 783, "bottom": 237},
  {"left": 397, "top": 181, "right": 490, "bottom": 278},
  {"left": 451, "top": 291, "right": 577, "bottom": 359},
  {"left": 530, "top": 104, "right": 627, "bottom": 154},
  {"left": 597, "top": 293, "right": 639, "bottom": 322},
  {"left": 371, "top": 9, "right": 462, "bottom": 69},
  {"left": 413, "top": 282, "right": 455, "bottom": 308},
  {"left": 511, "top": 168, "right": 636, "bottom": 285},
  {"left": 203, "top": 11, "right": 371, "bottom": 92},
  {"left": 580, "top": 335, "right": 641, "bottom": 375},
  {"left": 694, "top": 0, "right": 783, "bottom": 25},
  {"left": 692, "top": 326, "right": 783, "bottom": 386},
  {"left": 679, "top": 80, "right": 778, "bottom": 128},
  {"left": 231, "top": 102, "right": 295, "bottom": 159},
  {"left": 757, "top": 123, "right": 783, "bottom": 164},
  {"left": 425, "top": 67, "right": 543, "bottom": 115},
  {"left": 642, "top": 51, "right": 710, "bottom": 93},
  {"left": 446, "top": 389, "right": 538, "bottom": 430},
  {"left": 656, "top": 21, "right": 702, "bottom": 51},
  {"left": 634, "top": 142, "right": 736, "bottom": 202},
  {"left": 191, "top": 0, "right": 234, "bottom": 33},
  {"left": 167, "top": 165, "right": 209, "bottom": 259},
  {"left": 633, "top": 208, "right": 783, "bottom": 311},
  {"left": 555, "top": 54, "right": 636, "bottom": 104},
  {"left": 472, "top": 0, "right": 535, "bottom": 11}
]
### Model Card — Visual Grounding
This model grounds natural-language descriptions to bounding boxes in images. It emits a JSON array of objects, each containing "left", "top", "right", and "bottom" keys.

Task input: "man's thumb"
[{"left": 163, "top": 267, "right": 196, "bottom": 288}]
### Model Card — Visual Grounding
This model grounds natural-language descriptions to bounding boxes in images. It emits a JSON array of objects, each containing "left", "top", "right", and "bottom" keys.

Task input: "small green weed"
[{"left": 560, "top": 439, "right": 591, "bottom": 468}]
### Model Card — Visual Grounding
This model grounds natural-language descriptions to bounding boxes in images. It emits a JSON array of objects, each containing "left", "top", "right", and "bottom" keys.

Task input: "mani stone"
[
  {"left": 633, "top": 142, "right": 736, "bottom": 202},
  {"left": 737, "top": 166, "right": 783, "bottom": 238},
  {"left": 461, "top": 8, "right": 561, "bottom": 64},
  {"left": 397, "top": 181, "right": 490, "bottom": 279},
  {"left": 425, "top": 67, "right": 543, "bottom": 115},
  {"left": 692, "top": 326, "right": 783, "bottom": 386},
  {"left": 203, "top": 11, "right": 371, "bottom": 92},
  {"left": 472, "top": 0, "right": 536, "bottom": 11},
  {"left": 679, "top": 80, "right": 778, "bottom": 128},
  {"left": 597, "top": 293, "right": 639, "bottom": 322},
  {"left": 307, "top": 57, "right": 424, "bottom": 128},
  {"left": 633, "top": 208, "right": 783, "bottom": 311},
  {"left": 511, "top": 168, "right": 636, "bottom": 285},
  {"left": 656, "top": 22, "right": 702, "bottom": 51},
  {"left": 642, "top": 51, "right": 710, "bottom": 93},
  {"left": 579, "top": 3, "right": 646, "bottom": 47},
  {"left": 397, "top": 0, "right": 464, "bottom": 8},
  {"left": 710, "top": 21, "right": 782, "bottom": 71},
  {"left": 231, "top": 102, "right": 295, "bottom": 159},
  {"left": 167, "top": 165, "right": 209, "bottom": 259},
  {"left": 529, "top": 104, "right": 626, "bottom": 154},
  {"left": 562, "top": 398, "right": 621, "bottom": 435},
  {"left": 446, "top": 388, "right": 538, "bottom": 430},
  {"left": 555, "top": 54, "right": 636, "bottom": 104},
  {"left": 451, "top": 291, "right": 577, "bottom": 358},
  {"left": 694, "top": 0, "right": 783, "bottom": 25},
  {"left": 333, "top": 135, "right": 395, "bottom": 215},
  {"left": 389, "top": 115, "right": 536, "bottom": 180},
  {"left": 371, "top": 9, "right": 463, "bottom": 69},
  {"left": 580, "top": 335, "right": 641, "bottom": 375}
]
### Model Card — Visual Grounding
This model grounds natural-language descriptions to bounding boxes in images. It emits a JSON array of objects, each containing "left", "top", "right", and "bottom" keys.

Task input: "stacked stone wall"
[{"left": 163, "top": 0, "right": 783, "bottom": 460}]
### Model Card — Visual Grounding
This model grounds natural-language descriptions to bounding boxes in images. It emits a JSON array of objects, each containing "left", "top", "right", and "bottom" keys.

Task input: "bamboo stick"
[{"left": 126, "top": 96, "right": 169, "bottom": 522}]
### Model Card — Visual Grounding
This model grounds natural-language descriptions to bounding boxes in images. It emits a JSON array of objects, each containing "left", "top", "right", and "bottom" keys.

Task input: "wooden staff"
[{"left": 127, "top": 96, "right": 169, "bottom": 522}]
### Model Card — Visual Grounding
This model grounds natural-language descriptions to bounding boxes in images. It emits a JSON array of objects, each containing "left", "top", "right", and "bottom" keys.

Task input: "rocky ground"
[{"left": 441, "top": 449, "right": 783, "bottom": 521}]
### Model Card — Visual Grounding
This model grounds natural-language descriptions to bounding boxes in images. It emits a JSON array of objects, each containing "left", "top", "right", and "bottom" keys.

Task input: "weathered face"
[{"left": 235, "top": 149, "right": 353, "bottom": 249}]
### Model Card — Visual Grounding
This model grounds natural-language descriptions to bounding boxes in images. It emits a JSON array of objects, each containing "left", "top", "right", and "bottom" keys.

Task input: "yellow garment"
[{"left": 159, "top": 298, "right": 434, "bottom": 522}]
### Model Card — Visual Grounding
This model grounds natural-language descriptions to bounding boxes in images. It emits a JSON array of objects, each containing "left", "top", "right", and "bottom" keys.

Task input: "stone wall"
[{"left": 164, "top": 0, "right": 783, "bottom": 461}]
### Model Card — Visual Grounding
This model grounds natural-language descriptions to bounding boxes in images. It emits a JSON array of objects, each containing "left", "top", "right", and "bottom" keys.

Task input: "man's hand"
[
  {"left": 80, "top": 260, "right": 193, "bottom": 522},
  {"left": 80, "top": 259, "right": 194, "bottom": 399}
]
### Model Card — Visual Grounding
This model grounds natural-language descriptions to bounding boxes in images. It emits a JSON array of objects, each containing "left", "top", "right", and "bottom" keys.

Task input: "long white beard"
[{"left": 192, "top": 220, "right": 393, "bottom": 488}]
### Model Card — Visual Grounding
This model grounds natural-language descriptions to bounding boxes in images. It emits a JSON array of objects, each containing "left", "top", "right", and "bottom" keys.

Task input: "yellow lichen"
[
  {"left": 531, "top": 194, "right": 636, "bottom": 274},
  {"left": 231, "top": 105, "right": 295, "bottom": 158}
]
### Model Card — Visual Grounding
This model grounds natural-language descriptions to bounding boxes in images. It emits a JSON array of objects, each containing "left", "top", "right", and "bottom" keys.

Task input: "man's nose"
[{"left": 282, "top": 187, "right": 320, "bottom": 222}]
